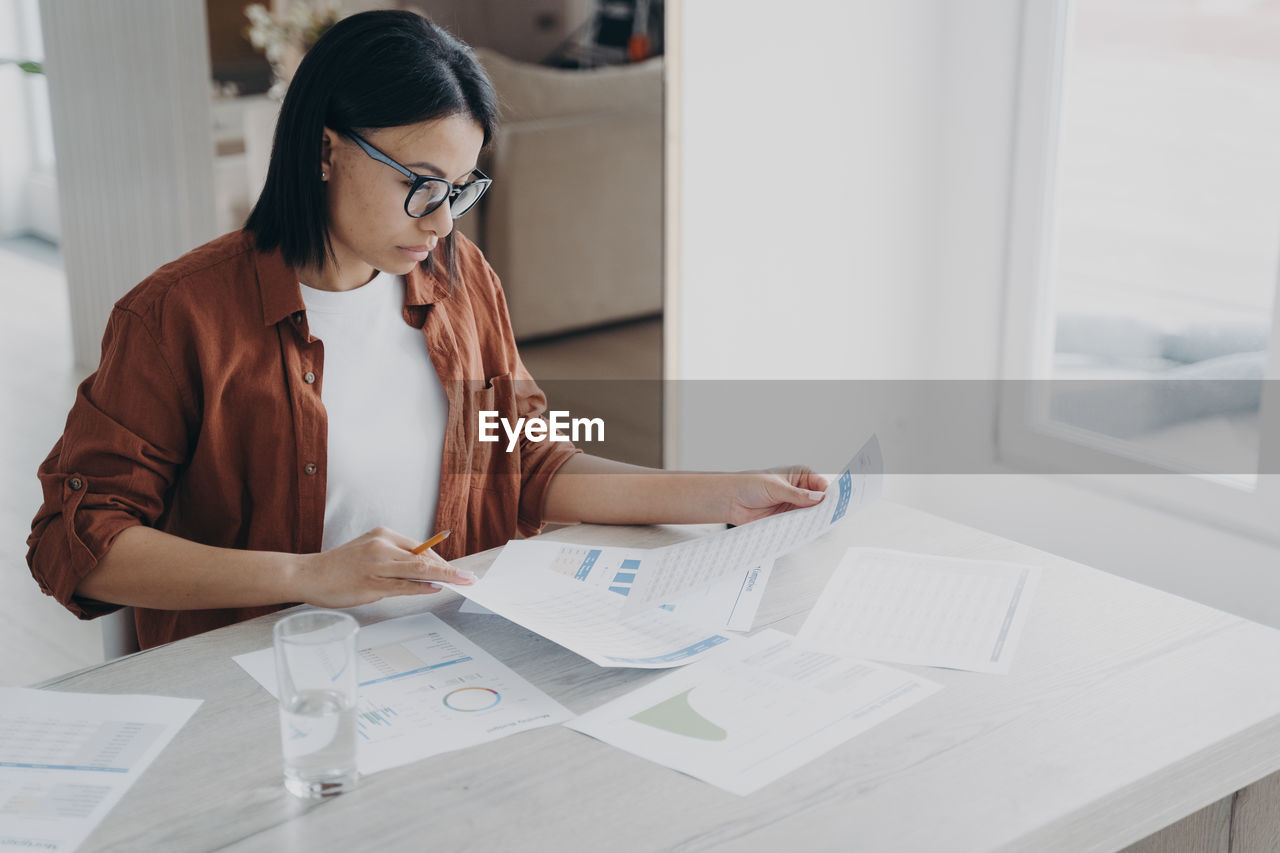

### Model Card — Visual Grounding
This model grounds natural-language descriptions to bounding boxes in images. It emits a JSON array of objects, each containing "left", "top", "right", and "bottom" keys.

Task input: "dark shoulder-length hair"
[{"left": 245, "top": 10, "right": 498, "bottom": 284}]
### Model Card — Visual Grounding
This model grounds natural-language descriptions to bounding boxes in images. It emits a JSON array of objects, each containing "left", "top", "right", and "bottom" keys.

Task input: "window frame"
[{"left": 997, "top": 0, "right": 1280, "bottom": 545}]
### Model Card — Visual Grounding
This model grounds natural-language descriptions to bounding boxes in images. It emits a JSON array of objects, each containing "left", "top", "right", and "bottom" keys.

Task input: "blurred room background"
[{"left": 3, "top": 0, "right": 1279, "bottom": 688}]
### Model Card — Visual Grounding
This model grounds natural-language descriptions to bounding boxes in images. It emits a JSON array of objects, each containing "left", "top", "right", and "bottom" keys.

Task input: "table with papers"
[{"left": 27, "top": 502, "right": 1280, "bottom": 852}]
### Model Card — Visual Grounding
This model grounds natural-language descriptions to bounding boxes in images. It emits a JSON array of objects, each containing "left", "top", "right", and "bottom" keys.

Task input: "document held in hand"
[
  {"left": 620, "top": 434, "right": 883, "bottom": 614},
  {"left": 442, "top": 435, "right": 882, "bottom": 668}
]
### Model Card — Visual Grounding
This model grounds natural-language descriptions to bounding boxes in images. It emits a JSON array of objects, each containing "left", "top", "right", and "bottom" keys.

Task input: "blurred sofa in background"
[{"left": 458, "top": 48, "right": 663, "bottom": 340}]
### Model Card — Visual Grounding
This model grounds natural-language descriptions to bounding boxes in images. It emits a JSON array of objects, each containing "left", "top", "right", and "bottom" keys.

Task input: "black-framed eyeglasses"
[{"left": 345, "top": 132, "right": 491, "bottom": 219}]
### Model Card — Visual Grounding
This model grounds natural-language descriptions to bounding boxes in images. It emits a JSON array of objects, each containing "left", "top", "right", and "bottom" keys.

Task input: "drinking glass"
[{"left": 273, "top": 610, "right": 359, "bottom": 798}]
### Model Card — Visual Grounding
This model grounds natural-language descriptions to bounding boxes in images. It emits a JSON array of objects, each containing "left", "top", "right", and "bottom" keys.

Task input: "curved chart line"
[
  {"left": 629, "top": 688, "right": 728, "bottom": 741},
  {"left": 443, "top": 686, "right": 501, "bottom": 712}
]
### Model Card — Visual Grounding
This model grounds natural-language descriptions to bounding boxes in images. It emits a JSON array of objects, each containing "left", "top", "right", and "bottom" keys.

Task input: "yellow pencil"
[{"left": 411, "top": 529, "right": 452, "bottom": 555}]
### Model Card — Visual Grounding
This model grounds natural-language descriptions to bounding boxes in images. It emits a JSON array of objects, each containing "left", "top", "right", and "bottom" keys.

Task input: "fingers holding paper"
[
  {"left": 298, "top": 526, "right": 477, "bottom": 608},
  {"left": 726, "top": 466, "right": 830, "bottom": 526}
]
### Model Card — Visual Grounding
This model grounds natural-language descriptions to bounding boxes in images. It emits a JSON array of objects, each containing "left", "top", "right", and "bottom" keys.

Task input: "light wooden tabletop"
[{"left": 38, "top": 502, "right": 1280, "bottom": 852}]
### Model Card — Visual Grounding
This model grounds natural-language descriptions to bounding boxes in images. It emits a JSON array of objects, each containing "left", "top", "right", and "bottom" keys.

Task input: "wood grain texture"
[
  {"left": 38, "top": 503, "right": 1280, "bottom": 852},
  {"left": 1230, "top": 768, "right": 1280, "bottom": 853},
  {"left": 1118, "top": 797, "right": 1230, "bottom": 853}
]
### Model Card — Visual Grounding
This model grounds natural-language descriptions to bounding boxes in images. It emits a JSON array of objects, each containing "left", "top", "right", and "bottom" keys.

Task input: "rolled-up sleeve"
[{"left": 27, "top": 305, "right": 192, "bottom": 618}]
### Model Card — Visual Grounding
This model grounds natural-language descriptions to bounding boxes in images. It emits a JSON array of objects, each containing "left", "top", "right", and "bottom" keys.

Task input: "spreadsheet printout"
[
  {"left": 0, "top": 688, "right": 201, "bottom": 852},
  {"left": 460, "top": 557, "right": 774, "bottom": 632},
  {"left": 620, "top": 435, "right": 883, "bottom": 614},
  {"left": 797, "top": 548, "right": 1041, "bottom": 674},
  {"left": 447, "top": 540, "right": 735, "bottom": 668}
]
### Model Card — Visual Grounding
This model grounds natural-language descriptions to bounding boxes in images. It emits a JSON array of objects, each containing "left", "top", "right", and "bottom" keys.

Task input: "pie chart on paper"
[{"left": 443, "top": 686, "right": 501, "bottom": 712}]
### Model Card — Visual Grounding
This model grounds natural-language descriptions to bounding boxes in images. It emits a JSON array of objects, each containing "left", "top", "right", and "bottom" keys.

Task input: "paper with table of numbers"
[
  {"left": 459, "top": 557, "right": 775, "bottom": 633},
  {"left": 0, "top": 688, "right": 201, "bottom": 853},
  {"left": 797, "top": 548, "right": 1041, "bottom": 674},
  {"left": 565, "top": 629, "right": 941, "bottom": 796},
  {"left": 619, "top": 435, "right": 883, "bottom": 614},
  {"left": 447, "top": 542, "right": 736, "bottom": 668},
  {"left": 444, "top": 435, "right": 880, "bottom": 668}
]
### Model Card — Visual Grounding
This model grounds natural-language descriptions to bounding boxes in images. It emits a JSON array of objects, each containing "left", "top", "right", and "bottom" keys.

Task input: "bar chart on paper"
[{"left": 546, "top": 544, "right": 649, "bottom": 598}]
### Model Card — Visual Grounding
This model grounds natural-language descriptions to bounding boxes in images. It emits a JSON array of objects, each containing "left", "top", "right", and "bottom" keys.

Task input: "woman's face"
[{"left": 318, "top": 114, "right": 485, "bottom": 289}]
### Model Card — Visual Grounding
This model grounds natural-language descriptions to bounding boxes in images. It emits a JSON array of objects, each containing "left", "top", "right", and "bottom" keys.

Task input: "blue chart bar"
[
  {"left": 608, "top": 558, "right": 643, "bottom": 596},
  {"left": 604, "top": 634, "right": 730, "bottom": 665},
  {"left": 359, "top": 656, "right": 472, "bottom": 687},
  {"left": 575, "top": 549, "right": 603, "bottom": 581},
  {"left": 831, "top": 471, "right": 853, "bottom": 523}
]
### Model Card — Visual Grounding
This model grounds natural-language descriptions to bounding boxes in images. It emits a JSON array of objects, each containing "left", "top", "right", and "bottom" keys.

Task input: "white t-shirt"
[{"left": 299, "top": 271, "right": 448, "bottom": 551}]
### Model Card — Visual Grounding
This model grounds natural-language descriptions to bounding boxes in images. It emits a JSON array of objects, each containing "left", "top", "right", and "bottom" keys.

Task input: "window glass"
[{"left": 1045, "top": 0, "right": 1280, "bottom": 480}]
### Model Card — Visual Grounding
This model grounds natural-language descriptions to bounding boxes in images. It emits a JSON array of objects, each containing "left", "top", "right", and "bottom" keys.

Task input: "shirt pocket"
[{"left": 464, "top": 372, "right": 522, "bottom": 488}]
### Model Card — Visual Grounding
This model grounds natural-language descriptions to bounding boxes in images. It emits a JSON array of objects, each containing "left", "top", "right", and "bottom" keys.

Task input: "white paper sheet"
[
  {"left": 0, "top": 688, "right": 201, "bottom": 852},
  {"left": 620, "top": 435, "right": 883, "bottom": 613},
  {"left": 447, "top": 541, "right": 733, "bottom": 668},
  {"left": 565, "top": 629, "right": 941, "bottom": 796},
  {"left": 655, "top": 560, "right": 774, "bottom": 631},
  {"left": 233, "top": 612, "right": 572, "bottom": 774},
  {"left": 797, "top": 548, "right": 1041, "bottom": 674},
  {"left": 460, "top": 558, "right": 774, "bottom": 633}
]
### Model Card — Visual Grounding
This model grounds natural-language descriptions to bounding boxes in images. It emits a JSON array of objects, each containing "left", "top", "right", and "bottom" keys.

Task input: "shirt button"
[
  {"left": 68, "top": 477, "right": 84, "bottom": 490},
  {"left": 303, "top": 371, "right": 316, "bottom": 384},
  {"left": 303, "top": 463, "right": 317, "bottom": 476}
]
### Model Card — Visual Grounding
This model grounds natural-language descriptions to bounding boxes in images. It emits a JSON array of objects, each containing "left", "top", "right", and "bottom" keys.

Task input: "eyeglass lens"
[{"left": 407, "top": 180, "right": 486, "bottom": 218}]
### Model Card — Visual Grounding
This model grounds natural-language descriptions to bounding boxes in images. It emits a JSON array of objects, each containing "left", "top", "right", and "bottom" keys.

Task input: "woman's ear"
[{"left": 319, "top": 127, "right": 337, "bottom": 181}]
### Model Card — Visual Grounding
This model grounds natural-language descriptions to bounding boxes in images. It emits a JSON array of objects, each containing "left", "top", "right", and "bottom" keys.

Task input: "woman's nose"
[{"left": 420, "top": 201, "right": 453, "bottom": 240}]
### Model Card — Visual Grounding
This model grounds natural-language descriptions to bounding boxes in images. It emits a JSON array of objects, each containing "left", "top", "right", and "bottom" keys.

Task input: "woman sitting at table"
[{"left": 27, "top": 10, "right": 826, "bottom": 650}]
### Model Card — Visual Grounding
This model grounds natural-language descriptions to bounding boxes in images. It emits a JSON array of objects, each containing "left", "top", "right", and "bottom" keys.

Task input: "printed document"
[
  {"left": 0, "top": 688, "right": 201, "bottom": 853},
  {"left": 461, "top": 558, "right": 774, "bottom": 633},
  {"left": 797, "top": 548, "right": 1041, "bottom": 674},
  {"left": 448, "top": 541, "right": 734, "bottom": 668},
  {"left": 233, "top": 612, "right": 572, "bottom": 773},
  {"left": 565, "top": 629, "right": 941, "bottom": 796},
  {"left": 444, "top": 436, "right": 880, "bottom": 667},
  {"left": 620, "top": 435, "right": 883, "bottom": 613}
]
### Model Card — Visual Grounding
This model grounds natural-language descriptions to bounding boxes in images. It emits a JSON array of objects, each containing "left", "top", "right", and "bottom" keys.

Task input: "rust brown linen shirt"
[{"left": 28, "top": 230, "right": 579, "bottom": 649}]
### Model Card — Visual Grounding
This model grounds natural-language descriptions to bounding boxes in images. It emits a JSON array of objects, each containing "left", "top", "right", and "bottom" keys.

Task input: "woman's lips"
[{"left": 398, "top": 244, "right": 434, "bottom": 261}]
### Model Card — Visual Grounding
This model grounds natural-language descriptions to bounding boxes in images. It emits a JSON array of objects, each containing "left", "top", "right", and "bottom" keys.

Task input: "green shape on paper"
[{"left": 629, "top": 688, "right": 727, "bottom": 741}]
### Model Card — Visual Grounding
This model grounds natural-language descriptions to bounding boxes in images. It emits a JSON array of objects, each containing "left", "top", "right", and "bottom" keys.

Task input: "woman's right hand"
[{"left": 294, "top": 526, "right": 476, "bottom": 609}]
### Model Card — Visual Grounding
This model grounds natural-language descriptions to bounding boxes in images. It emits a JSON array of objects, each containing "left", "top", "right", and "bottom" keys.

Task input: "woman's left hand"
[{"left": 725, "top": 466, "right": 829, "bottom": 526}]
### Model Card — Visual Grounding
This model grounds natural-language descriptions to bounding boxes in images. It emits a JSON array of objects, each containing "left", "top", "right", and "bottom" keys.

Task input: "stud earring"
[{"left": 321, "top": 170, "right": 327, "bottom": 180}]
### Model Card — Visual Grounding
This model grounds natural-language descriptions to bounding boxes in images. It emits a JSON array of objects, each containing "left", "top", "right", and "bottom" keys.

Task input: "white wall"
[
  {"left": 40, "top": 0, "right": 218, "bottom": 368},
  {"left": 674, "top": 0, "right": 943, "bottom": 382},
  {"left": 0, "top": 0, "right": 34, "bottom": 237},
  {"left": 671, "top": 0, "right": 1280, "bottom": 627}
]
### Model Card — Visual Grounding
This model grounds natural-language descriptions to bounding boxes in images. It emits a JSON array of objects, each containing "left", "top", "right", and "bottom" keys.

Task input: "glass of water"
[{"left": 273, "top": 610, "right": 359, "bottom": 798}]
